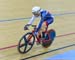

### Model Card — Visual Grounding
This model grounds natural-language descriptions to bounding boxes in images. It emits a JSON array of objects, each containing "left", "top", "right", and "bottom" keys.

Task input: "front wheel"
[{"left": 17, "top": 32, "right": 35, "bottom": 54}]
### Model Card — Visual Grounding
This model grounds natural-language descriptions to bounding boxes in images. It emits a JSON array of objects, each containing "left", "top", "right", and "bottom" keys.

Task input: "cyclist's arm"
[
  {"left": 27, "top": 15, "right": 36, "bottom": 26},
  {"left": 35, "top": 19, "right": 43, "bottom": 33}
]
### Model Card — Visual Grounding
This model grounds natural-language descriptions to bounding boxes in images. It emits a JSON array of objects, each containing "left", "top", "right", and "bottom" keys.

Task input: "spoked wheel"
[{"left": 18, "top": 32, "right": 35, "bottom": 54}]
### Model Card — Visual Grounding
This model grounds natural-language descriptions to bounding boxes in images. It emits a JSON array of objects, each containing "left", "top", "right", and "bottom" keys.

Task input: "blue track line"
[
  {"left": 21, "top": 44, "right": 75, "bottom": 60},
  {"left": 0, "top": 12, "right": 75, "bottom": 22}
]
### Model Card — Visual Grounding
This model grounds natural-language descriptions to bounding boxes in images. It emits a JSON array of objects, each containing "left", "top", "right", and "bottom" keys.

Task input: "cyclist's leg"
[
  {"left": 41, "top": 21, "right": 48, "bottom": 39},
  {"left": 41, "top": 21, "right": 48, "bottom": 33},
  {"left": 36, "top": 31, "right": 41, "bottom": 44},
  {"left": 36, "top": 21, "right": 48, "bottom": 43},
  {"left": 41, "top": 18, "right": 54, "bottom": 39}
]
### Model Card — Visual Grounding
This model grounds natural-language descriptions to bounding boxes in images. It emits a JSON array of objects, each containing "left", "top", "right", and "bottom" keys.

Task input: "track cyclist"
[{"left": 24, "top": 6, "right": 54, "bottom": 44}]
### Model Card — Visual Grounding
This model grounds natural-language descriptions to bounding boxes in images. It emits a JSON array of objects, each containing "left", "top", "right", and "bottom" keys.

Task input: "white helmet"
[{"left": 32, "top": 6, "right": 41, "bottom": 14}]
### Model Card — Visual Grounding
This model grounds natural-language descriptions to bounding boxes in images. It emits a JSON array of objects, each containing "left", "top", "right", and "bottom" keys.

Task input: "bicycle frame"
[
  {"left": 18, "top": 25, "right": 56, "bottom": 54},
  {"left": 26, "top": 25, "right": 51, "bottom": 43},
  {"left": 26, "top": 25, "right": 40, "bottom": 43}
]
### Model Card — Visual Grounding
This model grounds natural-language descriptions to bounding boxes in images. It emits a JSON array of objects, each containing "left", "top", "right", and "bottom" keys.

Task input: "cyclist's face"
[{"left": 32, "top": 12, "right": 40, "bottom": 17}]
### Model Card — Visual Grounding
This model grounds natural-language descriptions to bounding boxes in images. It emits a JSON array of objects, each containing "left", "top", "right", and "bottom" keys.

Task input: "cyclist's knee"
[
  {"left": 42, "top": 21, "right": 48, "bottom": 32},
  {"left": 42, "top": 21, "right": 48, "bottom": 27}
]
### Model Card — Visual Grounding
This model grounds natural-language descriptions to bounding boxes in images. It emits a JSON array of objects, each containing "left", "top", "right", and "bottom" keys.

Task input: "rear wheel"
[
  {"left": 42, "top": 29, "right": 56, "bottom": 48},
  {"left": 48, "top": 29, "right": 56, "bottom": 41}
]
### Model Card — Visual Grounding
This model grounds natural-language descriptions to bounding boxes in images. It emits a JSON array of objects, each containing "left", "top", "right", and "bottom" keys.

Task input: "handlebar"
[
  {"left": 24, "top": 25, "right": 36, "bottom": 30},
  {"left": 31, "top": 25, "right": 36, "bottom": 28}
]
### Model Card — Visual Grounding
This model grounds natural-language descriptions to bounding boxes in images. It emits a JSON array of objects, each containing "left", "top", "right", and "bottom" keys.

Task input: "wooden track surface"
[{"left": 0, "top": 0, "right": 75, "bottom": 60}]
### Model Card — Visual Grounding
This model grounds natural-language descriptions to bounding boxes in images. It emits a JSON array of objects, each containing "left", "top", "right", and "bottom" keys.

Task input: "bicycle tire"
[{"left": 17, "top": 32, "right": 35, "bottom": 54}]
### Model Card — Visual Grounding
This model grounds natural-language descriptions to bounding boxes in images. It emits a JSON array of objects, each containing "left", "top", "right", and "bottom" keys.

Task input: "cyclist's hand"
[
  {"left": 24, "top": 25, "right": 29, "bottom": 30},
  {"left": 24, "top": 26, "right": 28, "bottom": 30}
]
